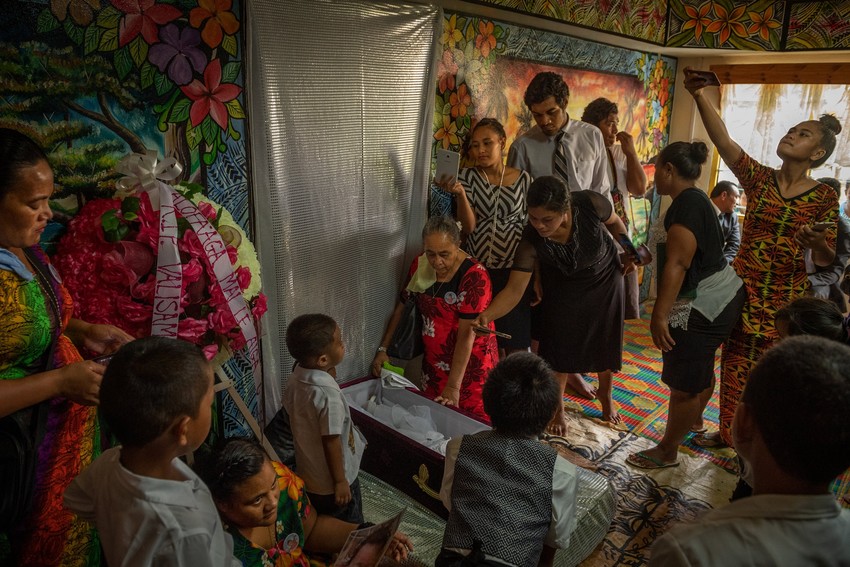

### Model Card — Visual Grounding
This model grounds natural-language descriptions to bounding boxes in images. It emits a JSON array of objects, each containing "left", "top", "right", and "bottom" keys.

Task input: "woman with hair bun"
[
  {"left": 626, "top": 141, "right": 745, "bottom": 470},
  {"left": 684, "top": 68, "right": 842, "bottom": 448}
]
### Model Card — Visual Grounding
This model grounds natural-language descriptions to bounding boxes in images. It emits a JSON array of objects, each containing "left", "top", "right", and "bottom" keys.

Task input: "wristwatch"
[{"left": 376, "top": 346, "right": 388, "bottom": 353}]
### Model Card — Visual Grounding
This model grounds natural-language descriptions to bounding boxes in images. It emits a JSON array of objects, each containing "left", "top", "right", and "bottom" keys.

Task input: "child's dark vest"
[{"left": 442, "top": 431, "right": 557, "bottom": 566}]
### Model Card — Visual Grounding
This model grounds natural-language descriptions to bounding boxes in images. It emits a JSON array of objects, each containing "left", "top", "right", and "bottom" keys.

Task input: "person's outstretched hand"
[
  {"left": 682, "top": 67, "right": 718, "bottom": 98},
  {"left": 371, "top": 351, "right": 389, "bottom": 377},
  {"left": 79, "top": 323, "right": 134, "bottom": 355}
]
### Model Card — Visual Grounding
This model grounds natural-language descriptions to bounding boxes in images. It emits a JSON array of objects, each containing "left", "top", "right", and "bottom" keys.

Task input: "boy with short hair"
[
  {"left": 649, "top": 335, "right": 850, "bottom": 566},
  {"left": 64, "top": 336, "right": 239, "bottom": 567},
  {"left": 283, "top": 313, "right": 366, "bottom": 523},
  {"left": 437, "top": 352, "right": 579, "bottom": 566}
]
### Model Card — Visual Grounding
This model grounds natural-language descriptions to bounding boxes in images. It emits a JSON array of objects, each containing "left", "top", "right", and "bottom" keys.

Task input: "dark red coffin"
[{"left": 342, "top": 376, "right": 489, "bottom": 519}]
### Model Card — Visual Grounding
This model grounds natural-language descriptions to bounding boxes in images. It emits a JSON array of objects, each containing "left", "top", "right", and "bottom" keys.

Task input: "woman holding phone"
[
  {"left": 683, "top": 68, "right": 841, "bottom": 448},
  {"left": 440, "top": 118, "right": 532, "bottom": 356}
]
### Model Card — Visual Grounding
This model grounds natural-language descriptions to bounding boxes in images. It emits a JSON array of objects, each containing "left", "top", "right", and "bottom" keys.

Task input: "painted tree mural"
[{"left": 1, "top": 0, "right": 245, "bottom": 209}]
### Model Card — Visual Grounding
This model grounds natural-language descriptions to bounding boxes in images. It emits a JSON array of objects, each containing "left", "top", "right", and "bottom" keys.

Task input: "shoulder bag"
[{"left": 387, "top": 293, "right": 424, "bottom": 360}]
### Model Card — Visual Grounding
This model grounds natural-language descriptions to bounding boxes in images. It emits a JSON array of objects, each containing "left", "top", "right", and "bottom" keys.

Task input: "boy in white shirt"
[
  {"left": 283, "top": 313, "right": 366, "bottom": 523},
  {"left": 649, "top": 336, "right": 850, "bottom": 566},
  {"left": 64, "top": 336, "right": 239, "bottom": 567}
]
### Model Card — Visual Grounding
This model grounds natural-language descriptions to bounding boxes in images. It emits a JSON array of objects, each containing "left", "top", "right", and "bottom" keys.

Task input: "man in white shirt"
[{"left": 507, "top": 71, "right": 612, "bottom": 204}]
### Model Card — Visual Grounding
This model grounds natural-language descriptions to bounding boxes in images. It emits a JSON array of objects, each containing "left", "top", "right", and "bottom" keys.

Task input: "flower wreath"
[{"left": 54, "top": 182, "right": 267, "bottom": 361}]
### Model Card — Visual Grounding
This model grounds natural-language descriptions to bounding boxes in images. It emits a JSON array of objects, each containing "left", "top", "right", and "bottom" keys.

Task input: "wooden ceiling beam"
[{"left": 710, "top": 64, "right": 850, "bottom": 85}]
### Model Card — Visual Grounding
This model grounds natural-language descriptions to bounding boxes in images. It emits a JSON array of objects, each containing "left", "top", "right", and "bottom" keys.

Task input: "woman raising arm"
[{"left": 683, "top": 69, "right": 841, "bottom": 448}]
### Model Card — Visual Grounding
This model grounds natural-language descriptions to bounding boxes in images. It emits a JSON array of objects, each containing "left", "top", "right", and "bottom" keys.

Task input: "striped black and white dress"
[{"left": 458, "top": 167, "right": 532, "bottom": 348}]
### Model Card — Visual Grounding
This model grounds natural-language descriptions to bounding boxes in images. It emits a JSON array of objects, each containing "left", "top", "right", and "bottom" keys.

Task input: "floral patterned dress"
[
  {"left": 0, "top": 246, "right": 102, "bottom": 567},
  {"left": 718, "top": 151, "right": 838, "bottom": 445},
  {"left": 402, "top": 256, "right": 498, "bottom": 421},
  {"left": 229, "top": 461, "right": 328, "bottom": 567}
]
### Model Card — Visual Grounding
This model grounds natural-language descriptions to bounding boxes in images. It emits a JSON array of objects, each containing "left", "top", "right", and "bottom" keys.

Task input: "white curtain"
[{"left": 246, "top": 0, "right": 440, "bottom": 421}]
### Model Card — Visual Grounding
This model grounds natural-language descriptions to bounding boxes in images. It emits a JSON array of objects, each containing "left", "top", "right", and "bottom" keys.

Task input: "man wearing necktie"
[
  {"left": 507, "top": 72, "right": 612, "bottom": 204},
  {"left": 710, "top": 180, "right": 741, "bottom": 264}
]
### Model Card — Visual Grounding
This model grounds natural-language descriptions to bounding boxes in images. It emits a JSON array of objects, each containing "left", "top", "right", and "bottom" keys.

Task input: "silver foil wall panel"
[{"left": 247, "top": 0, "right": 440, "bottom": 412}]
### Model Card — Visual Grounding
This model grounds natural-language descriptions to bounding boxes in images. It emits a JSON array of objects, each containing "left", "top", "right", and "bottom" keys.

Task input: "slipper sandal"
[
  {"left": 626, "top": 451, "right": 680, "bottom": 470},
  {"left": 692, "top": 431, "right": 726, "bottom": 448},
  {"left": 689, "top": 427, "right": 708, "bottom": 434}
]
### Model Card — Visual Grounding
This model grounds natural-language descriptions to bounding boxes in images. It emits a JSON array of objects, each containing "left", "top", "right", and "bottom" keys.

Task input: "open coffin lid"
[{"left": 342, "top": 376, "right": 488, "bottom": 519}]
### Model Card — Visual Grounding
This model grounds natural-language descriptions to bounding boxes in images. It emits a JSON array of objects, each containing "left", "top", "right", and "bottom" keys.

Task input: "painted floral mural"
[
  {"left": 476, "top": 0, "right": 669, "bottom": 44},
  {"left": 668, "top": 0, "right": 784, "bottom": 49},
  {"left": 786, "top": 1, "right": 850, "bottom": 50},
  {"left": 2, "top": 0, "right": 246, "bottom": 211},
  {"left": 475, "top": 0, "right": 849, "bottom": 51},
  {"left": 433, "top": 13, "right": 676, "bottom": 166}
]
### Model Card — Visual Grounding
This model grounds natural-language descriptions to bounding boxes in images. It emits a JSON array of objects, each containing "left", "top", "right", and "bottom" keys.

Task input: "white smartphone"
[{"left": 434, "top": 149, "right": 461, "bottom": 185}]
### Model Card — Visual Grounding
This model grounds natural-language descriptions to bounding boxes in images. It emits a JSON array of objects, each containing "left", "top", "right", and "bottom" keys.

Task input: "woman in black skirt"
[
  {"left": 626, "top": 142, "right": 745, "bottom": 470},
  {"left": 475, "top": 176, "right": 635, "bottom": 432}
]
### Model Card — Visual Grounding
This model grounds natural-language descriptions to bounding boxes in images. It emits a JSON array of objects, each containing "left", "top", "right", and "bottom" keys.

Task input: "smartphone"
[
  {"left": 617, "top": 234, "right": 651, "bottom": 266},
  {"left": 811, "top": 222, "right": 833, "bottom": 231},
  {"left": 472, "top": 324, "right": 512, "bottom": 340},
  {"left": 685, "top": 69, "right": 721, "bottom": 87},
  {"left": 434, "top": 149, "right": 461, "bottom": 185},
  {"left": 92, "top": 353, "right": 114, "bottom": 366}
]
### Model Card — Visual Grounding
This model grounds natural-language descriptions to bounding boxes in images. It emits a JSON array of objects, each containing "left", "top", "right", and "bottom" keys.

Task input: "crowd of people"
[{"left": 2, "top": 62, "right": 850, "bottom": 566}]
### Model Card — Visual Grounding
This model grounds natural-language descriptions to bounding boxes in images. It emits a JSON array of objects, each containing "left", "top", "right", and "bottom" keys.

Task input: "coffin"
[{"left": 342, "top": 376, "right": 488, "bottom": 519}]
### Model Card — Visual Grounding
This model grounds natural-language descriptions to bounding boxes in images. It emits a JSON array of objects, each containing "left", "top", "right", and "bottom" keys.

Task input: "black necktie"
[{"left": 553, "top": 130, "right": 570, "bottom": 188}]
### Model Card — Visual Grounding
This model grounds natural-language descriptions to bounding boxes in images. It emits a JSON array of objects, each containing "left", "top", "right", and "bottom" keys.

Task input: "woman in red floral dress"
[{"left": 372, "top": 216, "right": 498, "bottom": 421}]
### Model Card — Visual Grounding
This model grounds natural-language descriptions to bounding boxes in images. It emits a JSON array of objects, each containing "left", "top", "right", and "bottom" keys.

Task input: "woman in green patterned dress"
[
  {"left": 0, "top": 128, "right": 132, "bottom": 565},
  {"left": 196, "top": 438, "right": 412, "bottom": 566}
]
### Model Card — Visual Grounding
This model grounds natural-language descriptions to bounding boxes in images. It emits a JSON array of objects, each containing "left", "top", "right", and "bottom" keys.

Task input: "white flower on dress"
[
  {"left": 435, "top": 361, "right": 451, "bottom": 372},
  {"left": 456, "top": 291, "right": 466, "bottom": 304},
  {"left": 423, "top": 317, "right": 436, "bottom": 337}
]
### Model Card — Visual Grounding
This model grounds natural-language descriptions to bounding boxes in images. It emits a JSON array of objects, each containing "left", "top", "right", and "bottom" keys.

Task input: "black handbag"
[
  {"left": 387, "top": 294, "right": 424, "bottom": 360},
  {"left": 0, "top": 404, "right": 47, "bottom": 531}
]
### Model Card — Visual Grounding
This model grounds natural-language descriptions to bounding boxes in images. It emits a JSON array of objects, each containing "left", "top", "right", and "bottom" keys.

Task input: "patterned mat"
[
  {"left": 560, "top": 309, "right": 738, "bottom": 472},
  {"left": 562, "top": 304, "right": 850, "bottom": 504}
]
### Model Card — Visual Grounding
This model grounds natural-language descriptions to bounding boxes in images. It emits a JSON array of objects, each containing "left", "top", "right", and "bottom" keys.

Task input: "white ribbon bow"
[{"left": 115, "top": 150, "right": 183, "bottom": 193}]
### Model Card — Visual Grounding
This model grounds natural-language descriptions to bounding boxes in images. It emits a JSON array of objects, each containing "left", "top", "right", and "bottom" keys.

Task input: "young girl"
[
  {"left": 443, "top": 118, "right": 533, "bottom": 355},
  {"left": 195, "top": 438, "right": 412, "bottom": 566},
  {"left": 684, "top": 68, "right": 843, "bottom": 447},
  {"left": 437, "top": 352, "right": 578, "bottom": 566}
]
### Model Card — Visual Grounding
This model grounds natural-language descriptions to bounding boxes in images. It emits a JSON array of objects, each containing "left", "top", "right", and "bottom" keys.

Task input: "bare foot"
[
  {"left": 693, "top": 431, "right": 726, "bottom": 448},
  {"left": 547, "top": 408, "right": 568, "bottom": 437},
  {"left": 600, "top": 400, "right": 621, "bottom": 425},
  {"left": 690, "top": 420, "right": 707, "bottom": 433},
  {"left": 566, "top": 373, "right": 597, "bottom": 399}
]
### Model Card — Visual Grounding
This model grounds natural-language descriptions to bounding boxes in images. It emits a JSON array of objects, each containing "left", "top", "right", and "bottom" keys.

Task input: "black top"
[
  {"left": 512, "top": 191, "right": 615, "bottom": 276},
  {"left": 664, "top": 188, "right": 728, "bottom": 295}
]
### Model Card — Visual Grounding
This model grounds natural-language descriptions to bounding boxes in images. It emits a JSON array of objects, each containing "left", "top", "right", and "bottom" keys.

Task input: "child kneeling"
[{"left": 438, "top": 352, "right": 578, "bottom": 566}]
